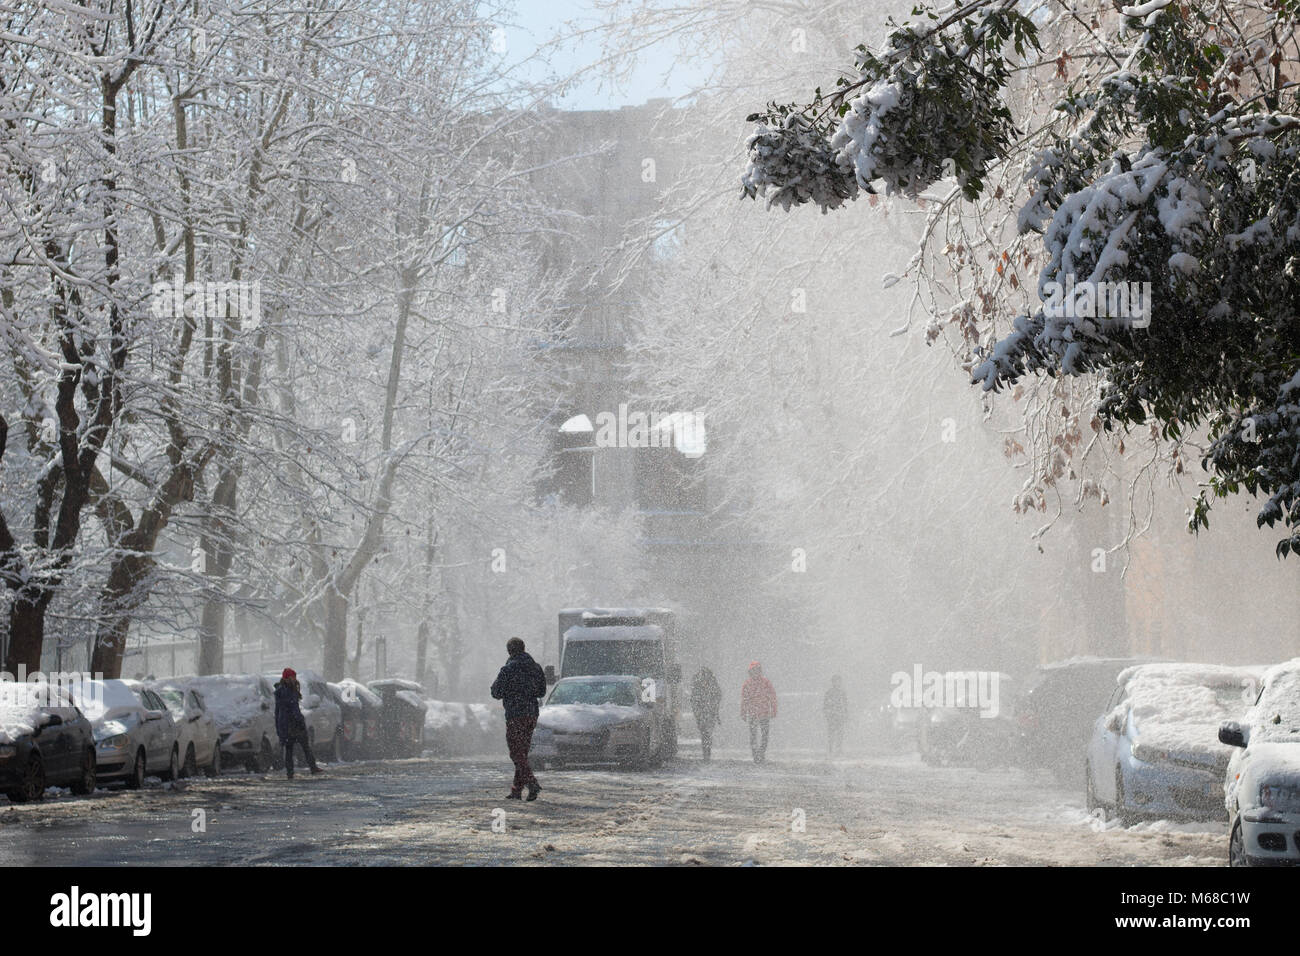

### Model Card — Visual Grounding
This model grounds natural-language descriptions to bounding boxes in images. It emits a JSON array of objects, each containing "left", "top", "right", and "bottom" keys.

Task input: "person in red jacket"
[{"left": 740, "top": 661, "right": 778, "bottom": 763}]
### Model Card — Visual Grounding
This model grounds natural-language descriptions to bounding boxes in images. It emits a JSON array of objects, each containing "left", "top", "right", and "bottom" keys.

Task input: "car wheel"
[
  {"left": 125, "top": 749, "right": 146, "bottom": 790},
  {"left": 70, "top": 748, "right": 96, "bottom": 796},
  {"left": 7, "top": 755, "right": 46, "bottom": 803},
  {"left": 1228, "top": 822, "right": 1249, "bottom": 868},
  {"left": 331, "top": 729, "right": 344, "bottom": 764},
  {"left": 205, "top": 743, "right": 222, "bottom": 778},
  {"left": 160, "top": 744, "right": 180, "bottom": 782},
  {"left": 181, "top": 744, "right": 197, "bottom": 779}
]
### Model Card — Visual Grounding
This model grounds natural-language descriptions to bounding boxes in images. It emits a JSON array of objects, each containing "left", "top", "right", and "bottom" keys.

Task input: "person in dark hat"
[{"left": 490, "top": 637, "right": 546, "bottom": 800}]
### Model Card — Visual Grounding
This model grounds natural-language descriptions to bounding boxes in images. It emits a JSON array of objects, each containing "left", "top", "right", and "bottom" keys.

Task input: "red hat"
[{"left": 282, "top": 667, "right": 296, "bottom": 680}]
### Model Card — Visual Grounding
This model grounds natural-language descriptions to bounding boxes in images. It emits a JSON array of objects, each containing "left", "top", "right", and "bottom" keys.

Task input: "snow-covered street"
[{"left": 0, "top": 749, "right": 1226, "bottom": 866}]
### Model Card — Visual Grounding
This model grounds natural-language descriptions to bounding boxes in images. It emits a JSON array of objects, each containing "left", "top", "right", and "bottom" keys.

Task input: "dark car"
[
  {"left": 329, "top": 679, "right": 383, "bottom": 760},
  {"left": 368, "top": 679, "right": 427, "bottom": 758},
  {"left": 1018, "top": 657, "right": 1163, "bottom": 782},
  {"left": 0, "top": 681, "right": 97, "bottom": 803}
]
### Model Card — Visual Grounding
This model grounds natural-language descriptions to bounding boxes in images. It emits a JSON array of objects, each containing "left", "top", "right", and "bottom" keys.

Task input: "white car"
[
  {"left": 530, "top": 675, "right": 665, "bottom": 770},
  {"left": 186, "top": 675, "right": 278, "bottom": 772},
  {"left": 1220, "top": 658, "right": 1300, "bottom": 866},
  {"left": 149, "top": 681, "right": 221, "bottom": 777},
  {"left": 73, "top": 679, "right": 180, "bottom": 788}
]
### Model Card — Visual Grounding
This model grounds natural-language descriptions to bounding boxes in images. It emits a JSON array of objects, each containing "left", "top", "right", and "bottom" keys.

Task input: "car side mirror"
[
  {"left": 1105, "top": 710, "right": 1124, "bottom": 734},
  {"left": 544, "top": 665, "right": 557, "bottom": 686},
  {"left": 1218, "top": 721, "right": 1247, "bottom": 748},
  {"left": 145, "top": 710, "right": 162, "bottom": 722},
  {"left": 39, "top": 713, "right": 62, "bottom": 728}
]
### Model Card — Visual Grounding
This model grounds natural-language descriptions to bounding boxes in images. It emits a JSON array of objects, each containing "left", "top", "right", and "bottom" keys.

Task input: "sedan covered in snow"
[
  {"left": 186, "top": 675, "right": 278, "bottom": 772},
  {"left": 148, "top": 680, "right": 221, "bottom": 777},
  {"left": 0, "top": 681, "right": 97, "bottom": 803},
  {"left": 1220, "top": 658, "right": 1300, "bottom": 866},
  {"left": 530, "top": 675, "right": 663, "bottom": 769},
  {"left": 73, "top": 679, "right": 181, "bottom": 788},
  {"left": 1086, "top": 663, "right": 1261, "bottom": 823}
]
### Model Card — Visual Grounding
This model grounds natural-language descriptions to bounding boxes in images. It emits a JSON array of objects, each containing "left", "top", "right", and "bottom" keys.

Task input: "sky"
[{"left": 497, "top": 0, "right": 714, "bottom": 110}]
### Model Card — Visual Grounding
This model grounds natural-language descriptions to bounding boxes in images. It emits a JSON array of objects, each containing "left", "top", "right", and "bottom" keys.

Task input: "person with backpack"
[{"left": 490, "top": 637, "right": 547, "bottom": 800}]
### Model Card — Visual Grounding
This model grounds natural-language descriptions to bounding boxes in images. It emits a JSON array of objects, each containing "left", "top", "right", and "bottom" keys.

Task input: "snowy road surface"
[{"left": 0, "top": 750, "right": 1227, "bottom": 865}]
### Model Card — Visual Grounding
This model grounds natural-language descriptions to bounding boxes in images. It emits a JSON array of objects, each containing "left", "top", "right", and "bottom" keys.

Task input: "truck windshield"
[
  {"left": 549, "top": 681, "right": 639, "bottom": 706},
  {"left": 563, "top": 640, "right": 664, "bottom": 679}
]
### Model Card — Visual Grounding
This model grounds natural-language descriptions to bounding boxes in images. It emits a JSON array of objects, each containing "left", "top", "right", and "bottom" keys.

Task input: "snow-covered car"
[
  {"left": 186, "top": 675, "right": 278, "bottom": 772},
  {"left": 1086, "top": 663, "right": 1262, "bottom": 823},
  {"left": 1220, "top": 658, "right": 1300, "bottom": 866},
  {"left": 148, "top": 680, "right": 221, "bottom": 777},
  {"left": 0, "top": 681, "right": 97, "bottom": 802},
  {"left": 329, "top": 679, "right": 382, "bottom": 760},
  {"left": 265, "top": 670, "right": 344, "bottom": 763},
  {"left": 530, "top": 675, "right": 664, "bottom": 770},
  {"left": 368, "top": 679, "right": 427, "bottom": 757},
  {"left": 73, "top": 679, "right": 180, "bottom": 788}
]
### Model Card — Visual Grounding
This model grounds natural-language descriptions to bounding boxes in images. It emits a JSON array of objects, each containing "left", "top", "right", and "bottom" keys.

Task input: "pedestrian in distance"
[
  {"left": 824, "top": 674, "right": 848, "bottom": 757},
  {"left": 274, "top": 668, "right": 323, "bottom": 779},
  {"left": 740, "top": 661, "right": 778, "bottom": 763},
  {"left": 490, "top": 637, "right": 547, "bottom": 801},
  {"left": 689, "top": 667, "right": 722, "bottom": 762}
]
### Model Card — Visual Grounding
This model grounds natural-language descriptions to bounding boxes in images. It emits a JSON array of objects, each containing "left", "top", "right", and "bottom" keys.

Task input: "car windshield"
[
  {"left": 156, "top": 689, "right": 186, "bottom": 718},
  {"left": 548, "top": 681, "right": 639, "bottom": 707},
  {"left": 71, "top": 681, "right": 140, "bottom": 720},
  {"left": 1254, "top": 669, "right": 1300, "bottom": 742},
  {"left": 562, "top": 640, "right": 663, "bottom": 679}
]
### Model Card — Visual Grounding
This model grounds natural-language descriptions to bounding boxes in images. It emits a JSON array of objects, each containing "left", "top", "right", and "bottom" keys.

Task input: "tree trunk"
[
  {"left": 323, "top": 586, "right": 350, "bottom": 681},
  {"left": 6, "top": 593, "right": 50, "bottom": 673}
]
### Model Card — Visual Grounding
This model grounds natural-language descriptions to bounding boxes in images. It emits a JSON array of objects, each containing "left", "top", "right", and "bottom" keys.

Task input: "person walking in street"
[
  {"left": 824, "top": 674, "right": 848, "bottom": 757},
  {"left": 274, "top": 668, "right": 322, "bottom": 779},
  {"left": 740, "top": 661, "right": 778, "bottom": 763},
  {"left": 490, "top": 637, "right": 547, "bottom": 800},
  {"left": 689, "top": 667, "right": 722, "bottom": 762}
]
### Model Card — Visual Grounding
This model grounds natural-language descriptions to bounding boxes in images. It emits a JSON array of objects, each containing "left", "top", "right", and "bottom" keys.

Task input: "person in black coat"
[
  {"left": 689, "top": 667, "right": 722, "bottom": 762},
  {"left": 489, "top": 637, "right": 547, "bottom": 800},
  {"left": 274, "top": 668, "right": 322, "bottom": 778}
]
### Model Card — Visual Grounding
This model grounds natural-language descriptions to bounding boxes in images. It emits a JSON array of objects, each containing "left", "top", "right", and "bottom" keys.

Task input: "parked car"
[
  {"left": 0, "top": 681, "right": 97, "bottom": 802},
  {"left": 1018, "top": 657, "right": 1163, "bottom": 782},
  {"left": 368, "top": 679, "right": 427, "bottom": 757},
  {"left": 1220, "top": 658, "right": 1300, "bottom": 866},
  {"left": 917, "top": 673, "right": 1017, "bottom": 769},
  {"left": 185, "top": 675, "right": 278, "bottom": 772},
  {"left": 330, "top": 679, "right": 382, "bottom": 760},
  {"left": 1086, "top": 663, "right": 1262, "bottom": 823},
  {"left": 148, "top": 680, "right": 221, "bottom": 777},
  {"left": 265, "top": 670, "right": 344, "bottom": 764},
  {"left": 72, "top": 679, "right": 180, "bottom": 788},
  {"left": 530, "top": 675, "right": 664, "bottom": 770}
]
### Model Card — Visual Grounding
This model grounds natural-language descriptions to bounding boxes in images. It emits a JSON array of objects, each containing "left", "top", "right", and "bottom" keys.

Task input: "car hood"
[
  {"left": 538, "top": 703, "right": 646, "bottom": 734},
  {"left": 1245, "top": 742, "right": 1300, "bottom": 786},
  {"left": 94, "top": 718, "right": 133, "bottom": 740}
]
